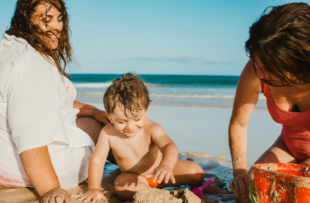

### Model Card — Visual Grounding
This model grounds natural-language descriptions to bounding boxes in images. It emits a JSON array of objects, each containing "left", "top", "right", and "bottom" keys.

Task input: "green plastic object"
[
  {"left": 216, "top": 183, "right": 226, "bottom": 188},
  {"left": 249, "top": 179, "right": 256, "bottom": 203}
]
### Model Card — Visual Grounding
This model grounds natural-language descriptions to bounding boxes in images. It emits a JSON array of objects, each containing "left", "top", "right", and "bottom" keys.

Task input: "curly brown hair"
[
  {"left": 104, "top": 73, "right": 151, "bottom": 118},
  {"left": 245, "top": 3, "right": 310, "bottom": 86},
  {"left": 6, "top": 0, "right": 72, "bottom": 78}
]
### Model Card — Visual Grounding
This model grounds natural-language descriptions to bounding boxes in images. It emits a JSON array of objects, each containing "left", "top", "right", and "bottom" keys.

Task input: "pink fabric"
[
  {"left": 261, "top": 81, "right": 310, "bottom": 162},
  {"left": 0, "top": 171, "right": 31, "bottom": 188}
]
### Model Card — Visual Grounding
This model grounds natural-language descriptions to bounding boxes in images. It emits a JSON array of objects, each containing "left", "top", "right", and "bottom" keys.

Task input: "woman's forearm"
[
  {"left": 73, "top": 101, "right": 99, "bottom": 118},
  {"left": 229, "top": 123, "right": 248, "bottom": 175},
  {"left": 20, "top": 146, "right": 60, "bottom": 196}
]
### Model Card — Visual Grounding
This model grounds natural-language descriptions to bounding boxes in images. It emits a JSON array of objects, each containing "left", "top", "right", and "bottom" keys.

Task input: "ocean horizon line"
[{"left": 69, "top": 73, "right": 240, "bottom": 77}]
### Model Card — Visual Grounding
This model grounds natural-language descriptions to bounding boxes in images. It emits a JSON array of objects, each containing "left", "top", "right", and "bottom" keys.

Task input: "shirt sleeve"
[{"left": 6, "top": 39, "right": 68, "bottom": 154}]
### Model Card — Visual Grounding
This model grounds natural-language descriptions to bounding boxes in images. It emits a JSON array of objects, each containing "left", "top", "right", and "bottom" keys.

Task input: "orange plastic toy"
[{"left": 250, "top": 163, "right": 310, "bottom": 203}]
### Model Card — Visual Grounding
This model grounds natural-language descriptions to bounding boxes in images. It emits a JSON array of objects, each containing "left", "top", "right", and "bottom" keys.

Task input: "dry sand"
[
  {"left": 0, "top": 166, "right": 122, "bottom": 203},
  {"left": 0, "top": 105, "right": 281, "bottom": 203},
  {"left": 87, "top": 104, "right": 281, "bottom": 168},
  {"left": 129, "top": 188, "right": 219, "bottom": 203},
  {"left": 0, "top": 177, "right": 225, "bottom": 203},
  {"left": 0, "top": 154, "right": 234, "bottom": 203}
]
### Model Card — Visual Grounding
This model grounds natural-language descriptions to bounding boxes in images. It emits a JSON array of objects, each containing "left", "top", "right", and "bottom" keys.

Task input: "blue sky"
[{"left": 1, "top": 0, "right": 309, "bottom": 75}]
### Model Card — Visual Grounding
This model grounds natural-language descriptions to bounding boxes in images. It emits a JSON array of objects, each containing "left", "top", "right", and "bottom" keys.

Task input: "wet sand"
[
  {"left": 0, "top": 105, "right": 281, "bottom": 203},
  {"left": 143, "top": 105, "right": 281, "bottom": 168}
]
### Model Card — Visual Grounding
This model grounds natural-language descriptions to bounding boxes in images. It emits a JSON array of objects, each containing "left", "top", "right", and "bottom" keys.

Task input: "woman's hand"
[
  {"left": 229, "top": 170, "right": 252, "bottom": 199},
  {"left": 75, "top": 189, "right": 108, "bottom": 203},
  {"left": 73, "top": 101, "right": 112, "bottom": 125},
  {"left": 93, "top": 109, "right": 112, "bottom": 125},
  {"left": 41, "top": 187, "right": 71, "bottom": 203},
  {"left": 146, "top": 164, "right": 176, "bottom": 184}
]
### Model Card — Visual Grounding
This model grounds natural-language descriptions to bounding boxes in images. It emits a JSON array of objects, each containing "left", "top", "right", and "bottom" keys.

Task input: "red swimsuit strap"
[{"left": 260, "top": 80, "right": 265, "bottom": 95}]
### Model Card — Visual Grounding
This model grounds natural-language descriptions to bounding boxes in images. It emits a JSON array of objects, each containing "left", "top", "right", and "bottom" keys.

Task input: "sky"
[{"left": 1, "top": 0, "right": 309, "bottom": 75}]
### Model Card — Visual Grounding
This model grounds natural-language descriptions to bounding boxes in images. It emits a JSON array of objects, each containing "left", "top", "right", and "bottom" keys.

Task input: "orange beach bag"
[{"left": 250, "top": 163, "right": 310, "bottom": 203}]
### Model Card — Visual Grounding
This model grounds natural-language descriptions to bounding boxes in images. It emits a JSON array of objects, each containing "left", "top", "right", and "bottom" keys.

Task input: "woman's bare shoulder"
[{"left": 238, "top": 59, "right": 262, "bottom": 94}]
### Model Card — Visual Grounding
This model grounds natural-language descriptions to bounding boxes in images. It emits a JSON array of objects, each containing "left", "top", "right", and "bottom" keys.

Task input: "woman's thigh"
[
  {"left": 76, "top": 117, "right": 104, "bottom": 144},
  {"left": 248, "top": 135, "right": 298, "bottom": 177}
]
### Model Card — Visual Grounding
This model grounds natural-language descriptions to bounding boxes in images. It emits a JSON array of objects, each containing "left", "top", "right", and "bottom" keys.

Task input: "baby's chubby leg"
[
  {"left": 114, "top": 160, "right": 220, "bottom": 200},
  {"left": 114, "top": 173, "right": 150, "bottom": 200},
  {"left": 162, "top": 159, "right": 220, "bottom": 194}
]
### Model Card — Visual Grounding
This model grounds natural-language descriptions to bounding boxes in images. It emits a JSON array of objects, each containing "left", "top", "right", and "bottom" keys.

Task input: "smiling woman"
[
  {"left": 6, "top": 0, "right": 71, "bottom": 77},
  {"left": 31, "top": 4, "right": 64, "bottom": 50},
  {"left": 0, "top": 0, "right": 113, "bottom": 203}
]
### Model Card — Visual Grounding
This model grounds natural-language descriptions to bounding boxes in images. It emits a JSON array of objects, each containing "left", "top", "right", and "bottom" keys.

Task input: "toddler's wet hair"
[{"left": 104, "top": 73, "right": 151, "bottom": 117}]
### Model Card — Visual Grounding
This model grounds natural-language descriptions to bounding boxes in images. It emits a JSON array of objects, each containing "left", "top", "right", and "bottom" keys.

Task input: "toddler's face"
[{"left": 110, "top": 104, "right": 149, "bottom": 137}]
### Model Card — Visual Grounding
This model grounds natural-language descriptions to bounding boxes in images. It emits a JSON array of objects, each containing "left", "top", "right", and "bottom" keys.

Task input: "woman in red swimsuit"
[{"left": 228, "top": 3, "right": 310, "bottom": 203}]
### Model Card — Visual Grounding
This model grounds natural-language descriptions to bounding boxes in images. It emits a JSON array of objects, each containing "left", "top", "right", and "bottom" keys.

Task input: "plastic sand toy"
[
  {"left": 250, "top": 163, "right": 310, "bottom": 203},
  {"left": 191, "top": 178, "right": 214, "bottom": 199}
]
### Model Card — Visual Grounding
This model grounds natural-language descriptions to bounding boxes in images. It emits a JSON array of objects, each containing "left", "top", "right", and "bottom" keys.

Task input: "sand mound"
[
  {"left": 130, "top": 188, "right": 219, "bottom": 203},
  {"left": 180, "top": 152, "right": 212, "bottom": 158},
  {"left": 130, "top": 188, "right": 182, "bottom": 203}
]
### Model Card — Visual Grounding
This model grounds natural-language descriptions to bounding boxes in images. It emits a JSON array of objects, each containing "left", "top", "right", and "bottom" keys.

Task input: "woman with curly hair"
[
  {"left": 229, "top": 3, "right": 310, "bottom": 203},
  {"left": 0, "top": 0, "right": 113, "bottom": 202}
]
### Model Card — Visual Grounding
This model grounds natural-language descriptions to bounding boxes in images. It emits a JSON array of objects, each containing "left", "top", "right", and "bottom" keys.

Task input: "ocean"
[{"left": 71, "top": 74, "right": 267, "bottom": 109}]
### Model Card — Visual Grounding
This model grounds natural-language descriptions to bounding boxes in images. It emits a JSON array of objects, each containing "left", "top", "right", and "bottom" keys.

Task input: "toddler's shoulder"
[
  {"left": 146, "top": 119, "right": 166, "bottom": 136},
  {"left": 101, "top": 123, "right": 118, "bottom": 136}
]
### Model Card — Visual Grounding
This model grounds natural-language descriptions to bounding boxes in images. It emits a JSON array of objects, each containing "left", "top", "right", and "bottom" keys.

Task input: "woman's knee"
[{"left": 253, "top": 136, "right": 297, "bottom": 169}]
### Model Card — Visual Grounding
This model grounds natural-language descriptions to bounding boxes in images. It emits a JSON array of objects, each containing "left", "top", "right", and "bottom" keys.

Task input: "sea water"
[{"left": 71, "top": 74, "right": 267, "bottom": 109}]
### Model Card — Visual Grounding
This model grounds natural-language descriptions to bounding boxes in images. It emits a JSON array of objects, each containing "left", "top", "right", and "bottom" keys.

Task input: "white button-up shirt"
[{"left": 0, "top": 34, "right": 94, "bottom": 189}]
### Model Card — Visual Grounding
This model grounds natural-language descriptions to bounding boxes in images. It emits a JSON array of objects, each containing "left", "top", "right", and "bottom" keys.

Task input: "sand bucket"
[{"left": 250, "top": 163, "right": 310, "bottom": 203}]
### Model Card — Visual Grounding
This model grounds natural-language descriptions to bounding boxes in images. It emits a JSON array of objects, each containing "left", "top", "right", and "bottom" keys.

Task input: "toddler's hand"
[
  {"left": 75, "top": 189, "right": 108, "bottom": 203},
  {"left": 147, "top": 164, "right": 176, "bottom": 184}
]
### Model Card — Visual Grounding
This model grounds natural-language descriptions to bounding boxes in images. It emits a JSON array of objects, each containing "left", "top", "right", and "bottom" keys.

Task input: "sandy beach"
[
  {"left": 1, "top": 0, "right": 302, "bottom": 201},
  {"left": 0, "top": 103, "right": 281, "bottom": 203},
  {"left": 86, "top": 102, "right": 281, "bottom": 169}
]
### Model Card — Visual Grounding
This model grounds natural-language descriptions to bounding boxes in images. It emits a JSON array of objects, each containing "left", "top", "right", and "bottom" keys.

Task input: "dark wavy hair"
[
  {"left": 245, "top": 3, "right": 310, "bottom": 86},
  {"left": 6, "top": 0, "right": 72, "bottom": 78},
  {"left": 104, "top": 73, "right": 151, "bottom": 118}
]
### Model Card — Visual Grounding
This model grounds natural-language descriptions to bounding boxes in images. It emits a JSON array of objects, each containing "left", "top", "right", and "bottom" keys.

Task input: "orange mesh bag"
[{"left": 250, "top": 163, "right": 310, "bottom": 203}]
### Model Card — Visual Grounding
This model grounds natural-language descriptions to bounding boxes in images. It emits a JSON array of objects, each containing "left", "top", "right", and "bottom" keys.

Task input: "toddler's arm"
[
  {"left": 149, "top": 124, "right": 178, "bottom": 184},
  {"left": 76, "top": 128, "right": 111, "bottom": 203}
]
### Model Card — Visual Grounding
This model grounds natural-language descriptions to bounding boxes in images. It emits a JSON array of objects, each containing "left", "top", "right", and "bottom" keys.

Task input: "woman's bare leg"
[
  {"left": 76, "top": 117, "right": 116, "bottom": 164},
  {"left": 76, "top": 117, "right": 104, "bottom": 144},
  {"left": 248, "top": 135, "right": 298, "bottom": 176},
  {"left": 236, "top": 136, "right": 298, "bottom": 203}
]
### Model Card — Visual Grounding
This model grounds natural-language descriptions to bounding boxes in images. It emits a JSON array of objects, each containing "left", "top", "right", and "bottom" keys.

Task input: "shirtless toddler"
[{"left": 76, "top": 73, "right": 216, "bottom": 202}]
